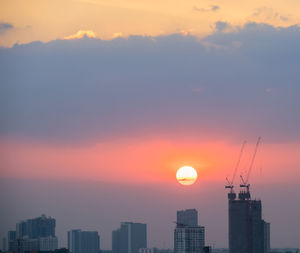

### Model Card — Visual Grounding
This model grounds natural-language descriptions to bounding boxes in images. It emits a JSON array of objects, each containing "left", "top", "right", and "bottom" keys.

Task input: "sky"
[{"left": 1, "top": 0, "right": 300, "bottom": 250}]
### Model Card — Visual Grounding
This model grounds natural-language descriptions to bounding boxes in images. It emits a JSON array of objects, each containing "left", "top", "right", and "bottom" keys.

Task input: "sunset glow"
[
  {"left": 1, "top": 0, "right": 300, "bottom": 249},
  {"left": 63, "top": 30, "right": 96, "bottom": 40}
]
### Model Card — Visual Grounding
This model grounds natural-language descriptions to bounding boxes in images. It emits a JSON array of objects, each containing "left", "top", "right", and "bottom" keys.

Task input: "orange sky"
[
  {"left": 1, "top": 0, "right": 300, "bottom": 47},
  {"left": 1, "top": 0, "right": 300, "bottom": 185},
  {"left": 1, "top": 137, "right": 299, "bottom": 185}
]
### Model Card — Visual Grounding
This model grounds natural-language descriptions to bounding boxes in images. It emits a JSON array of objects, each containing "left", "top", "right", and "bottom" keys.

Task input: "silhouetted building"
[
  {"left": 228, "top": 190, "right": 270, "bottom": 253},
  {"left": 8, "top": 236, "right": 58, "bottom": 253},
  {"left": 174, "top": 227, "right": 205, "bottom": 253},
  {"left": 177, "top": 209, "right": 198, "bottom": 227},
  {"left": 16, "top": 214, "right": 55, "bottom": 239},
  {"left": 112, "top": 229, "right": 121, "bottom": 253},
  {"left": 68, "top": 229, "right": 100, "bottom": 253},
  {"left": 8, "top": 231, "right": 17, "bottom": 242},
  {"left": 211, "top": 249, "right": 228, "bottom": 253},
  {"left": 263, "top": 222, "right": 270, "bottom": 253},
  {"left": 9, "top": 215, "right": 57, "bottom": 253},
  {"left": 174, "top": 209, "right": 205, "bottom": 253},
  {"left": 203, "top": 247, "right": 212, "bottom": 253},
  {"left": 53, "top": 248, "right": 69, "bottom": 253},
  {"left": 39, "top": 236, "right": 58, "bottom": 251},
  {"left": 16, "top": 222, "right": 27, "bottom": 239},
  {"left": 2, "top": 237, "right": 7, "bottom": 252},
  {"left": 112, "top": 222, "right": 147, "bottom": 253},
  {"left": 139, "top": 249, "right": 173, "bottom": 253},
  {"left": 9, "top": 238, "right": 39, "bottom": 253}
]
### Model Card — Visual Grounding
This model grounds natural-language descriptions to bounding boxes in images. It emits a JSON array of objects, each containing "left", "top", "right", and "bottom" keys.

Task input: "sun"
[{"left": 176, "top": 166, "right": 198, "bottom": 186}]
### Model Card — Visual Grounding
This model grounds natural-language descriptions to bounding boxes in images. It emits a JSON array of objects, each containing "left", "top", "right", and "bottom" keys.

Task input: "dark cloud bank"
[{"left": 1, "top": 22, "right": 300, "bottom": 144}]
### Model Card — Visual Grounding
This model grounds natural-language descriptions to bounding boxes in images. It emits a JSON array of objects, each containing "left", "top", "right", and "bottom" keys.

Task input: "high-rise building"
[
  {"left": 39, "top": 236, "right": 59, "bottom": 251},
  {"left": 2, "top": 237, "right": 7, "bottom": 252},
  {"left": 112, "top": 222, "right": 147, "bottom": 253},
  {"left": 203, "top": 247, "right": 212, "bottom": 253},
  {"left": 68, "top": 230, "right": 81, "bottom": 253},
  {"left": 177, "top": 209, "right": 198, "bottom": 227},
  {"left": 68, "top": 229, "right": 100, "bottom": 253},
  {"left": 112, "top": 228, "right": 121, "bottom": 253},
  {"left": 139, "top": 249, "right": 174, "bottom": 253},
  {"left": 16, "top": 214, "right": 55, "bottom": 239},
  {"left": 8, "top": 231, "right": 17, "bottom": 242},
  {"left": 228, "top": 190, "right": 270, "bottom": 253},
  {"left": 174, "top": 209, "right": 205, "bottom": 253},
  {"left": 174, "top": 227, "right": 205, "bottom": 253},
  {"left": 9, "top": 215, "right": 58, "bottom": 253},
  {"left": 9, "top": 238, "right": 39, "bottom": 253},
  {"left": 263, "top": 221, "right": 270, "bottom": 253}
]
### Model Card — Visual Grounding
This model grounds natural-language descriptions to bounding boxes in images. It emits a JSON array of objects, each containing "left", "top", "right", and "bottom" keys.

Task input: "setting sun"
[{"left": 176, "top": 166, "right": 198, "bottom": 186}]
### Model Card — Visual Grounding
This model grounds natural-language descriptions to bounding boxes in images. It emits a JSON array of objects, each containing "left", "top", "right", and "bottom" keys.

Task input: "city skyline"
[
  {"left": 1, "top": 179, "right": 297, "bottom": 250},
  {"left": 1, "top": 181, "right": 299, "bottom": 253},
  {"left": 1, "top": 0, "right": 300, "bottom": 251}
]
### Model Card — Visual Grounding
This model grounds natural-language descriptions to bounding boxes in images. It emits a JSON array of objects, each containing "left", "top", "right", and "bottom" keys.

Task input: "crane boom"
[
  {"left": 231, "top": 141, "right": 246, "bottom": 185},
  {"left": 225, "top": 141, "right": 246, "bottom": 192},
  {"left": 240, "top": 137, "right": 261, "bottom": 198},
  {"left": 245, "top": 137, "right": 261, "bottom": 184}
]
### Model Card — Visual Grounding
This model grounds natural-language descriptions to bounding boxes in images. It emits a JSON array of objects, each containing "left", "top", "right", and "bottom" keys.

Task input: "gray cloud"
[
  {"left": 252, "top": 7, "right": 289, "bottom": 22},
  {"left": 0, "top": 22, "right": 14, "bottom": 35},
  {"left": 194, "top": 5, "right": 220, "bottom": 12},
  {"left": 214, "top": 21, "right": 230, "bottom": 32},
  {"left": 280, "top": 16, "right": 289, "bottom": 21},
  {"left": 0, "top": 23, "right": 300, "bottom": 144}
]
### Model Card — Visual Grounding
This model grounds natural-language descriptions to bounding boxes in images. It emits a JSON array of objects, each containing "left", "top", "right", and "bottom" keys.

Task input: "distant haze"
[{"left": 0, "top": 179, "right": 299, "bottom": 249}]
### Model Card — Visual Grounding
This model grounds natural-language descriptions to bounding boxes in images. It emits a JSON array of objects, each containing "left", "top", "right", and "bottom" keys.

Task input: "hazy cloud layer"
[
  {"left": 0, "top": 22, "right": 14, "bottom": 35},
  {"left": 252, "top": 7, "right": 289, "bottom": 22},
  {"left": 1, "top": 23, "right": 300, "bottom": 144},
  {"left": 193, "top": 5, "right": 220, "bottom": 12},
  {"left": 214, "top": 21, "right": 231, "bottom": 32}
]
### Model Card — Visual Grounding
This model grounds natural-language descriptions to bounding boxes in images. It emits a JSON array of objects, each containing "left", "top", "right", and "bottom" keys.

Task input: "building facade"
[
  {"left": 174, "top": 209, "right": 205, "bottom": 253},
  {"left": 2, "top": 237, "right": 7, "bottom": 252},
  {"left": 16, "top": 214, "right": 55, "bottom": 239},
  {"left": 8, "top": 231, "right": 17, "bottom": 242},
  {"left": 39, "top": 236, "right": 59, "bottom": 251},
  {"left": 177, "top": 209, "right": 198, "bottom": 227},
  {"left": 9, "top": 238, "right": 39, "bottom": 253},
  {"left": 68, "top": 229, "right": 100, "bottom": 253},
  {"left": 228, "top": 191, "right": 270, "bottom": 253},
  {"left": 263, "top": 222, "right": 270, "bottom": 253},
  {"left": 174, "top": 226, "right": 205, "bottom": 253},
  {"left": 8, "top": 214, "right": 58, "bottom": 253},
  {"left": 112, "top": 222, "right": 147, "bottom": 253},
  {"left": 139, "top": 249, "right": 174, "bottom": 253}
]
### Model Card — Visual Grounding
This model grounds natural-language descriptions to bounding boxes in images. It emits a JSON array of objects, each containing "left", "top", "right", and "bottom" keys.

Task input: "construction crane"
[
  {"left": 225, "top": 140, "right": 247, "bottom": 193},
  {"left": 240, "top": 137, "right": 261, "bottom": 196}
]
